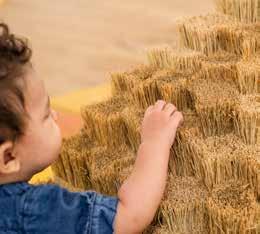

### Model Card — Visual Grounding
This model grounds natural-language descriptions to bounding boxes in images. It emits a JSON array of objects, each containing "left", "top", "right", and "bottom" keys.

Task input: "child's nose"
[{"left": 51, "top": 109, "right": 58, "bottom": 122}]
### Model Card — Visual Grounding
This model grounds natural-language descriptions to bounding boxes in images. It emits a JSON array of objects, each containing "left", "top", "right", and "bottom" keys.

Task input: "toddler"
[{"left": 0, "top": 23, "right": 183, "bottom": 234}]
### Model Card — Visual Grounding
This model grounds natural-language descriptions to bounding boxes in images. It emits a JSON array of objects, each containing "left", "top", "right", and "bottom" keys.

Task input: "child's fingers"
[
  {"left": 163, "top": 103, "right": 177, "bottom": 116},
  {"left": 154, "top": 100, "right": 166, "bottom": 111},
  {"left": 144, "top": 105, "right": 154, "bottom": 118},
  {"left": 169, "top": 111, "right": 184, "bottom": 129}
]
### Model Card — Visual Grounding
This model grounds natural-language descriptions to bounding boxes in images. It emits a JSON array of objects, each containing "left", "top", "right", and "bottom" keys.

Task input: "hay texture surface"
[
  {"left": 81, "top": 95, "right": 129, "bottom": 148},
  {"left": 52, "top": 2, "right": 260, "bottom": 232},
  {"left": 147, "top": 48, "right": 203, "bottom": 72},
  {"left": 169, "top": 109, "right": 203, "bottom": 176},
  {"left": 111, "top": 65, "right": 156, "bottom": 96},
  {"left": 51, "top": 132, "right": 94, "bottom": 190},
  {"left": 131, "top": 68, "right": 194, "bottom": 110},
  {"left": 88, "top": 145, "right": 134, "bottom": 195},
  {"left": 178, "top": 13, "right": 260, "bottom": 58},
  {"left": 160, "top": 175, "right": 209, "bottom": 234},
  {"left": 188, "top": 74, "right": 239, "bottom": 136},
  {"left": 215, "top": 0, "right": 260, "bottom": 23},
  {"left": 233, "top": 94, "right": 260, "bottom": 145},
  {"left": 189, "top": 134, "right": 260, "bottom": 196},
  {"left": 207, "top": 180, "right": 259, "bottom": 233},
  {"left": 236, "top": 56, "right": 260, "bottom": 94}
]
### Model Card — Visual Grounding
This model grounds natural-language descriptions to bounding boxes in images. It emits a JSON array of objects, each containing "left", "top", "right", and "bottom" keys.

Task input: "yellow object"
[
  {"left": 51, "top": 83, "right": 112, "bottom": 113},
  {"left": 30, "top": 83, "right": 112, "bottom": 184},
  {"left": 29, "top": 167, "right": 53, "bottom": 184}
]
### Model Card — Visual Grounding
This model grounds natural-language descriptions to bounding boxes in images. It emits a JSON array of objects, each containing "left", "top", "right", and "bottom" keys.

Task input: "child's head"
[{"left": 0, "top": 23, "right": 62, "bottom": 183}]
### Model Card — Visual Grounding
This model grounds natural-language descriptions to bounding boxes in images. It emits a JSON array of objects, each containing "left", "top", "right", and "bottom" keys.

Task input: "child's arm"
[{"left": 113, "top": 100, "right": 183, "bottom": 234}]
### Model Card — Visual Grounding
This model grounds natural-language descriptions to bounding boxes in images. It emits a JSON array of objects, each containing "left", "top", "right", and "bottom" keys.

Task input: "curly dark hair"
[{"left": 0, "top": 23, "right": 32, "bottom": 144}]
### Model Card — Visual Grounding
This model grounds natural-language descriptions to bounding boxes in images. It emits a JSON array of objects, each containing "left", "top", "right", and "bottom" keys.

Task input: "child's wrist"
[{"left": 140, "top": 139, "right": 171, "bottom": 153}]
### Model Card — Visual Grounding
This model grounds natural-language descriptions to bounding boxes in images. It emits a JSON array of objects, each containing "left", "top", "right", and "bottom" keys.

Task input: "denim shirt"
[{"left": 0, "top": 181, "right": 119, "bottom": 234}]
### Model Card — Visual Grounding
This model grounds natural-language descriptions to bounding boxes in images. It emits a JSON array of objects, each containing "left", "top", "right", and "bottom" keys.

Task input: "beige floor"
[{"left": 0, "top": 0, "right": 214, "bottom": 96}]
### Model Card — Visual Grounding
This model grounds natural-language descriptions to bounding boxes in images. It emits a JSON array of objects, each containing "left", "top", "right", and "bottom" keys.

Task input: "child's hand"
[
  {"left": 115, "top": 101, "right": 183, "bottom": 233},
  {"left": 141, "top": 100, "right": 183, "bottom": 149}
]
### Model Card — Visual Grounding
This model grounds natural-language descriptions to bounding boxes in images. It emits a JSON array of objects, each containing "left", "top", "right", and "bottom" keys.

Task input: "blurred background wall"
[{"left": 0, "top": 0, "right": 213, "bottom": 96}]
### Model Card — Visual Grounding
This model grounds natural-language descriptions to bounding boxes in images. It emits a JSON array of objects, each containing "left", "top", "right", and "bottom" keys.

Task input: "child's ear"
[{"left": 0, "top": 141, "right": 20, "bottom": 174}]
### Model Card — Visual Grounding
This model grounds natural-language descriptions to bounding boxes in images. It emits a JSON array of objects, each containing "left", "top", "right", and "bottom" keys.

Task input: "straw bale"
[
  {"left": 178, "top": 13, "right": 258, "bottom": 57},
  {"left": 51, "top": 155, "right": 67, "bottom": 181},
  {"left": 215, "top": 0, "right": 259, "bottom": 23},
  {"left": 236, "top": 151, "right": 260, "bottom": 199},
  {"left": 122, "top": 105, "right": 144, "bottom": 153},
  {"left": 88, "top": 145, "right": 134, "bottom": 196},
  {"left": 154, "top": 69, "right": 194, "bottom": 110},
  {"left": 88, "top": 145, "right": 134, "bottom": 175},
  {"left": 169, "top": 109, "right": 203, "bottom": 176},
  {"left": 159, "top": 175, "right": 209, "bottom": 234},
  {"left": 51, "top": 132, "right": 93, "bottom": 190},
  {"left": 130, "top": 76, "right": 162, "bottom": 110},
  {"left": 179, "top": 14, "right": 238, "bottom": 54},
  {"left": 188, "top": 74, "right": 239, "bottom": 136},
  {"left": 200, "top": 51, "right": 240, "bottom": 83},
  {"left": 236, "top": 56, "right": 260, "bottom": 94},
  {"left": 52, "top": 176, "right": 85, "bottom": 192},
  {"left": 147, "top": 47, "right": 203, "bottom": 72},
  {"left": 66, "top": 149, "right": 91, "bottom": 190},
  {"left": 143, "top": 225, "right": 171, "bottom": 234},
  {"left": 131, "top": 68, "right": 193, "bottom": 110},
  {"left": 111, "top": 64, "right": 156, "bottom": 95},
  {"left": 81, "top": 95, "right": 129, "bottom": 148},
  {"left": 91, "top": 162, "right": 134, "bottom": 196},
  {"left": 233, "top": 94, "right": 260, "bottom": 145},
  {"left": 221, "top": 23, "right": 260, "bottom": 58},
  {"left": 207, "top": 180, "right": 258, "bottom": 234},
  {"left": 151, "top": 226, "right": 171, "bottom": 234},
  {"left": 189, "top": 134, "right": 260, "bottom": 195}
]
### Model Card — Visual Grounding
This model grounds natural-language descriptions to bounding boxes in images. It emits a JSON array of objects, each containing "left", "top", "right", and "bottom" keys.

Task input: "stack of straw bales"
[
  {"left": 215, "top": 0, "right": 260, "bottom": 23},
  {"left": 52, "top": 1, "right": 260, "bottom": 233}
]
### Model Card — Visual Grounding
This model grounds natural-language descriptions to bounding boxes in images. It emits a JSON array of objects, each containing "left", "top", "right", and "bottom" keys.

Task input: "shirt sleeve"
[{"left": 22, "top": 184, "right": 119, "bottom": 234}]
